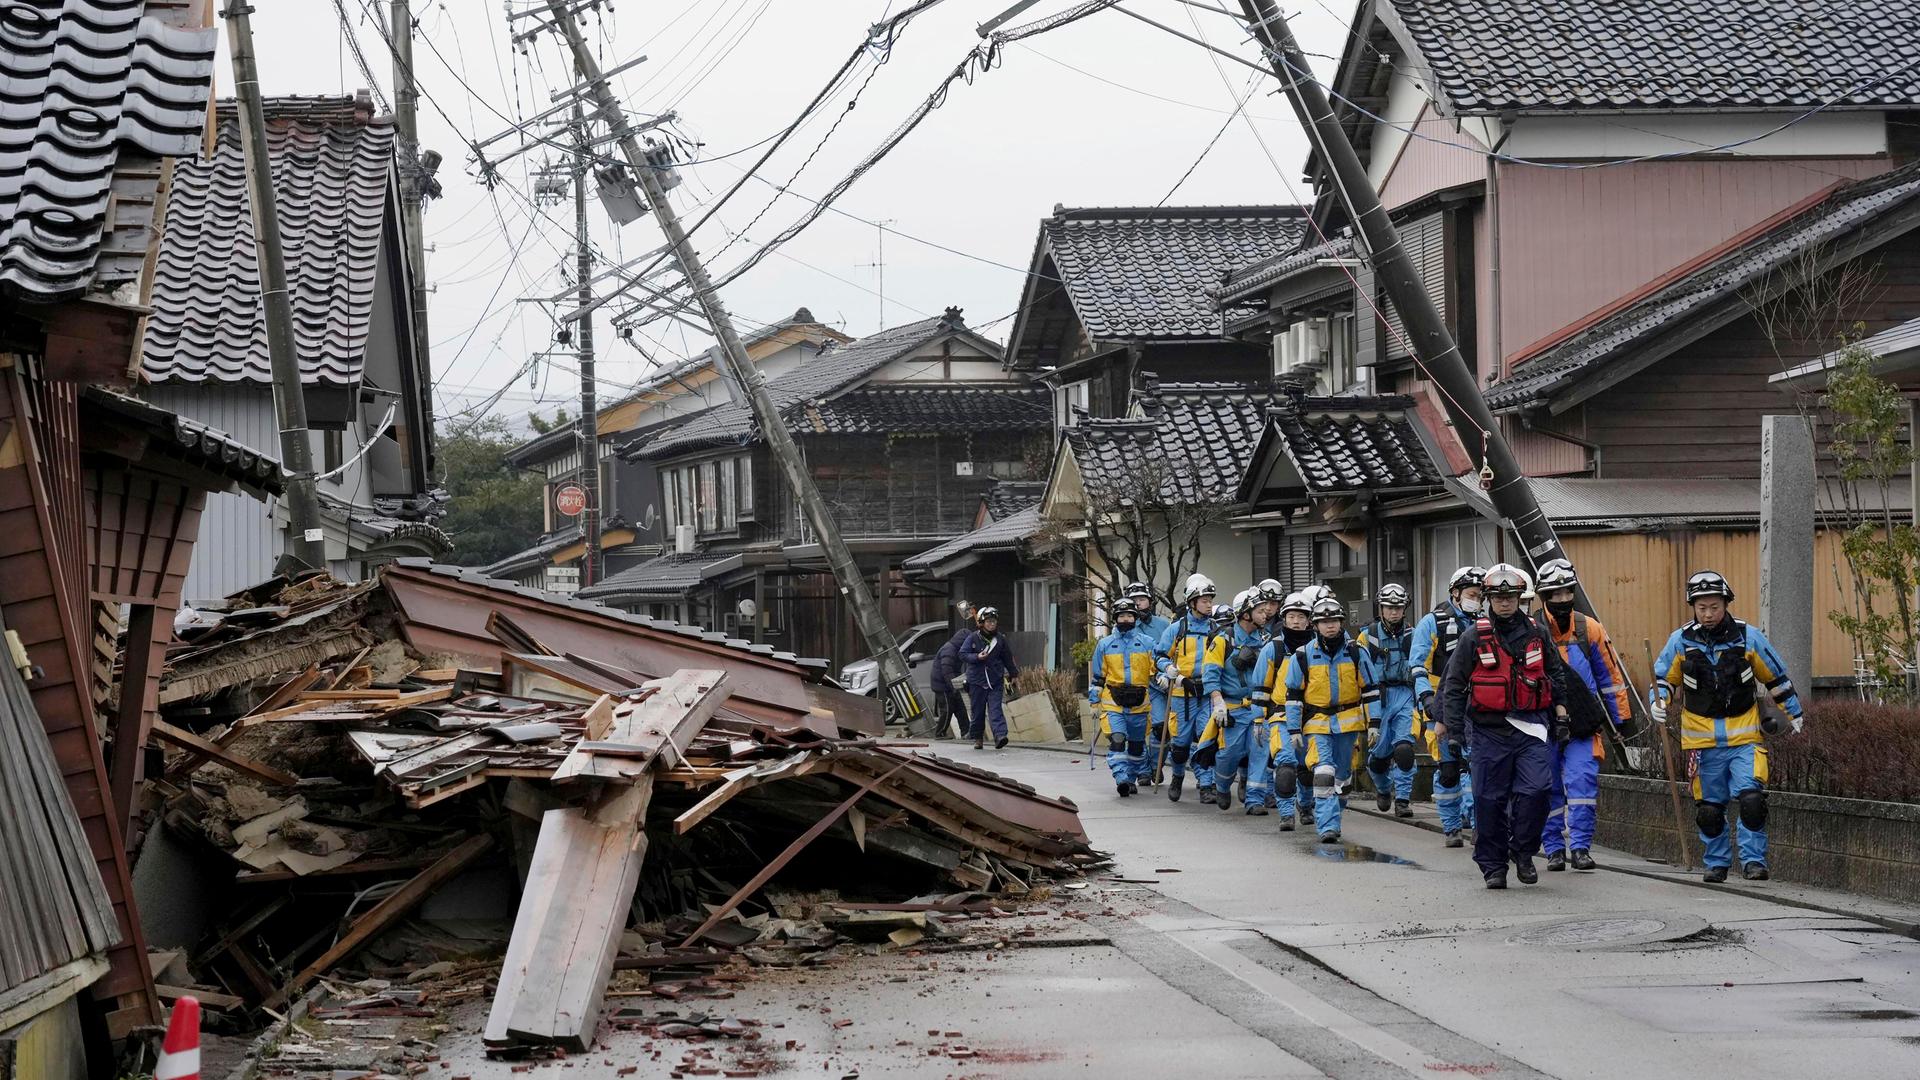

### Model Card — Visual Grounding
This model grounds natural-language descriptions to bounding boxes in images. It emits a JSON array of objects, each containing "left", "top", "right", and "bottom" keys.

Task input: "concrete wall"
[{"left": 1596, "top": 774, "right": 1920, "bottom": 905}]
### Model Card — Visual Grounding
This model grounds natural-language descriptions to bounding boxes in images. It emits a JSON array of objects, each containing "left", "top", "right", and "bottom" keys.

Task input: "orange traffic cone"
[{"left": 156, "top": 996, "right": 200, "bottom": 1080}]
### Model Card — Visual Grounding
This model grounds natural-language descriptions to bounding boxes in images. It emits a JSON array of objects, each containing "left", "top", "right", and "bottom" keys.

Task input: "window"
[
  {"left": 1015, "top": 577, "right": 1055, "bottom": 634},
  {"left": 1423, "top": 521, "right": 1501, "bottom": 606},
  {"left": 322, "top": 429, "right": 344, "bottom": 480},
  {"left": 663, "top": 455, "right": 754, "bottom": 536},
  {"left": 736, "top": 456, "right": 755, "bottom": 518},
  {"left": 697, "top": 460, "right": 718, "bottom": 532}
]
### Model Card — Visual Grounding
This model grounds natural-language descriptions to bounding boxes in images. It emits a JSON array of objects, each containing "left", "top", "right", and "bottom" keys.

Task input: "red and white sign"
[{"left": 553, "top": 483, "right": 588, "bottom": 517}]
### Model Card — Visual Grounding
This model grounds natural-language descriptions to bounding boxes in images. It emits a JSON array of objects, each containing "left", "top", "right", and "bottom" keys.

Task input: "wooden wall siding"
[
  {"left": 1562, "top": 527, "right": 1863, "bottom": 683},
  {"left": 1377, "top": 102, "right": 1488, "bottom": 212},
  {"left": 88, "top": 472, "right": 200, "bottom": 604},
  {"left": 1583, "top": 236, "right": 1920, "bottom": 478},
  {"left": 1496, "top": 157, "right": 1890, "bottom": 369},
  {"left": 0, "top": 360, "right": 158, "bottom": 1033},
  {"left": 796, "top": 434, "right": 1048, "bottom": 542}
]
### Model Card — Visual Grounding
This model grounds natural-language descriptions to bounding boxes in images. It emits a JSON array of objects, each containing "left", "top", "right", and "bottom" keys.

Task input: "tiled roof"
[
  {"left": 629, "top": 309, "right": 995, "bottom": 461},
  {"left": 1063, "top": 377, "right": 1280, "bottom": 506},
  {"left": 984, "top": 480, "right": 1045, "bottom": 519},
  {"left": 390, "top": 559, "right": 824, "bottom": 671},
  {"left": 1487, "top": 163, "right": 1920, "bottom": 411},
  {"left": 1216, "top": 233, "right": 1356, "bottom": 306},
  {"left": 1272, "top": 395, "right": 1442, "bottom": 495},
  {"left": 1040, "top": 206, "right": 1307, "bottom": 341},
  {"left": 575, "top": 551, "right": 726, "bottom": 603},
  {"left": 0, "top": 1, "right": 215, "bottom": 303},
  {"left": 319, "top": 490, "right": 452, "bottom": 557},
  {"left": 796, "top": 385, "right": 1050, "bottom": 435},
  {"left": 81, "top": 386, "right": 282, "bottom": 498},
  {"left": 1389, "top": 0, "right": 1920, "bottom": 114},
  {"left": 143, "top": 94, "right": 394, "bottom": 385},
  {"left": 903, "top": 506, "right": 1042, "bottom": 574}
]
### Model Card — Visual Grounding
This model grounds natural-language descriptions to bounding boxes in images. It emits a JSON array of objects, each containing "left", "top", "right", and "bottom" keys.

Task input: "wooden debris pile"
[{"left": 135, "top": 565, "right": 1098, "bottom": 1051}]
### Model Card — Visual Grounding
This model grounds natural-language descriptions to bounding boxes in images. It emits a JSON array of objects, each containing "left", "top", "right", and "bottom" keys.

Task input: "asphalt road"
[{"left": 433, "top": 745, "right": 1920, "bottom": 1079}]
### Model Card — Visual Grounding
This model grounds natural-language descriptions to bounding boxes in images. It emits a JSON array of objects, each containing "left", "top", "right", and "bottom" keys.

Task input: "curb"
[{"left": 1346, "top": 803, "right": 1920, "bottom": 940}]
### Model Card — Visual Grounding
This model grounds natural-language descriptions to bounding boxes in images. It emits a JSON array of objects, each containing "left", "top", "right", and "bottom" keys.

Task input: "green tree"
[
  {"left": 528, "top": 408, "right": 572, "bottom": 435},
  {"left": 436, "top": 417, "right": 545, "bottom": 567}
]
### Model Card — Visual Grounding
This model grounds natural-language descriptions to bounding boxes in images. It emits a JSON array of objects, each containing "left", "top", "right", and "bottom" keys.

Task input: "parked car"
[{"left": 838, "top": 621, "right": 949, "bottom": 704}]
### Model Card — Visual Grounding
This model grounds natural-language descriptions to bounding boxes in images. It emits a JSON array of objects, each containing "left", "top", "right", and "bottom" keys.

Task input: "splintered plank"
[
  {"left": 550, "top": 671, "right": 729, "bottom": 785},
  {"left": 150, "top": 721, "right": 299, "bottom": 787},
  {"left": 486, "top": 785, "right": 650, "bottom": 1050},
  {"left": 265, "top": 834, "right": 493, "bottom": 1009}
]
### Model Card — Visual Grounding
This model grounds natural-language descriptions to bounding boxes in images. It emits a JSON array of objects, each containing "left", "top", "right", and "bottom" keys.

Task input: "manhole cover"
[{"left": 1505, "top": 912, "right": 1708, "bottom": 948}]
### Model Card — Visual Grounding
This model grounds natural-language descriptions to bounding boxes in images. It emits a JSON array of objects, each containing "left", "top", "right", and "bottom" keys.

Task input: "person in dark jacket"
[
  {"left": 929, "top": 602, "right": 974, "bottom": 739},
  {"left": 961, "top": 606, "right": 1021, "bottom": 749},
  {"left": 1439, "top": 563, "right": 1580, "bottom": 889}
]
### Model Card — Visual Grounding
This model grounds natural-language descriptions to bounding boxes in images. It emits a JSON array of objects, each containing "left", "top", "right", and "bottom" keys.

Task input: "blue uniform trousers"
[
  {"left": 1543, "top": 736, "right": 1601, "bottom": 855},
  {"left": 1101, "top": 708, "right": 1148, "bottom": 785},
  {"left": 1171, "top": 693, "right": 1210, "bottom": 789},
  {"left": 1306, "top": 732, "right": 1361, "bottom": 835},
  {"left": 1211, "top": 706, "right": 1270, "bottom": 809},
  {"left": 1366, "top": 690, "right": 1418, "bottom": 801},
  {"left": 1695, "top": 744, "right": 1769, "bottom": 871},
  {"left": 1467, "top": 722, "right": 1553, "bottom": 879},
  {"left": 1435, "top": 735, "right": 1475, "bottom": 834},
  {"left": 1267, "top": 726, "right": 1301, "bottom": 821},
  {"left": 1140, "top": 687, "right": 1170, "bottom": 781},
  {"left": 968, "top": 685, "right": 1006, "bottom": 741}
]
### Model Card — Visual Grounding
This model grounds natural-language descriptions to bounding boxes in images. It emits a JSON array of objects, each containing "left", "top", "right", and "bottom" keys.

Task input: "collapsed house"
[{"left": 138, "top": 560, "right": 1097, "bottom": 1053}]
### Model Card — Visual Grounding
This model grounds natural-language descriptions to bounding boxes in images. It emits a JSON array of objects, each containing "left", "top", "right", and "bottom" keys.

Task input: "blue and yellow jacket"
[
  {"left": 1410, "top": 602, "right": 1476, "bottom": 707},
  {"left": 1203, "top": 621, "right": 1268, "bottom": 709},
  {"left": 1653, "top": 617, "right": 1802, "bottom": 750},
  {"left": 1251, "top": 626, "right": 1312, "bottom": 716},
  {"left": 1280, "top": 632, "right": 1381, "bottom": 737},
  {"left": 1156, "top": 612, "right": 1214, "bottom": 698},
  {"left": 1089, "top": 626, "right": 1158, "bottom": 715}
]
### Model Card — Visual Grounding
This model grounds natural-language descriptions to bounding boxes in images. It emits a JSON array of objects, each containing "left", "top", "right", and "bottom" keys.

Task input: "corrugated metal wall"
[
  {"left": 1378, "top": 102, "right": 1489, "bottom": 211},
  {"left": 143, "top": 386, "right": 282, "bottom": 600},
  {"left": 1562, "top": 528, "right": 1862, "bottom": 687}
]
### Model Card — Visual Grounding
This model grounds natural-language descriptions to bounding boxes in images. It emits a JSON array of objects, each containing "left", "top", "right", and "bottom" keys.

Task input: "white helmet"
[
  {"left": 1300, "top": 584, "right": 1335, "bottom": 606},
  {"left": 1280, "top": 591, "right": 1312, "bottom": 617},
  {"left": 1123, "top": 580, "right": 1153, "bottom": 600},
  {"left": 1449, "top": 566, "right": 1487, "bottom": 593},
  {"left": 1377, "top": 583, "right": 1410, "bottom": 607},
  {"left": 1256, "top": 578, "right": 1285, "bottom": 603},
  {"left": 1310, "top": 597, "right": 1345, "bottom": 623},
  {"left": 1686, "top": 569, "right": 1734, "bottom": 604},
  {"left": 1482, "top": 563, "right": 1530, "bottom": 597},
  {"left": 1232, "top": 587, "right": 1261, "bottom": 617},
  {"left": 1182, "top": 572, "right": 1217, "bottom": 604},
  {"left": 1535, "top": 558, "right": 1577, "bottom": 594}
]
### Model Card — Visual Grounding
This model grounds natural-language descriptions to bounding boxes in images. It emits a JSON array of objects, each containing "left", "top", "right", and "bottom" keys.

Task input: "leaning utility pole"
[
  {"left": 224, "top": 2, "right": 328, "bottom": 571},
  {"left": 1236, "top": 0, "right": 1570, "bottom": 573},
  {"left": 542, "top": 0, "right": 924, "bottom": 723},
  {"left": 571, "top": 107, "right": 602, "bottom": 587},
  {"left": 389, "top": 0, "right": 435, "bottom": 385}
]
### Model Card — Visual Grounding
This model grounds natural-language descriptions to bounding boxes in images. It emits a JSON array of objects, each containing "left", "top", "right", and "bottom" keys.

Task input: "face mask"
[
  {"left": 1547, "top": 599, "right": 1576, "bottom": 622},
  {"left": 1457, "top": 596, "right": 1482, "bottom": 615},
  {"left": 1116, "top": 620, "right": 1136, "bottom": 635}
]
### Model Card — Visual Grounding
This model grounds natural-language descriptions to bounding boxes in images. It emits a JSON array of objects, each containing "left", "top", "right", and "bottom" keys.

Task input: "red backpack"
[{"left": 1469, "top": 617, "right": 1551, "bottom": 713}]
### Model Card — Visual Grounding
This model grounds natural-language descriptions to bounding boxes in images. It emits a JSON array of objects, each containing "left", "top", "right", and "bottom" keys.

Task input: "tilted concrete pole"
[{"left": 1758, "top": 414, "right": 1815, "bottom": 687}]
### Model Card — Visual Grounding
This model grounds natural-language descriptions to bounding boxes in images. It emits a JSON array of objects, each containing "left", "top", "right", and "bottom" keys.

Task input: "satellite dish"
[{"left": 737, "top": 598, "right": 758, "bottom": 618}]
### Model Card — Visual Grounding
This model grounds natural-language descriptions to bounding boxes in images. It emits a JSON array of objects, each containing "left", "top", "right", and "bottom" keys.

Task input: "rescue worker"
[
  {"left": 1251, "top": 609, "right": 1304, "bottom": 830},
  {"left": 1653, "top": 571, "right": 1804, "bottom": 883},
  {"left": 1280, "top": 596, "right": 1380, "bottom": 842},
  {"left": 1533, "top": 559, "right": 1630, "bottom": 872},
  {"left": 1128, "top": 582, "right": 1174, "bottom": 786},
  {"left": 1267, "top": 591, "right": 1318, "bottom": 825},
  {"left": 1357, "top": 583, "right": 1419, "bottom": 818},
  {"left": 960, "top": 606, "right": 1020, "bottom": 749},
  {"left": 1090, "top": 599, "right": 1158, "bottom": 797},
  {"left": 1155, "top": 574, "right": 1218, "bottom": 802},
  {"left": 1412, "top": 566, "right": 1485, "bottom": 847},
  {"left": 1203, "top": 588, "right": 1275, "bottom": 815},
  {"left": 1440, "top": 564, "right": 1580, "bottom": 889},
  {"left": 929, "top": 601, "right": 974, "bottom": 739},
  {"left": 1187, "top": 598, "right": 1241, "bottom": 804}
]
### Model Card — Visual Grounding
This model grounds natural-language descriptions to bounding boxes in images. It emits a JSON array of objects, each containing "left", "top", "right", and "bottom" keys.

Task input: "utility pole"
[
  {"left": 389, "top": 0, "right": 436, "bottom": 391},
  {"left": 541, "top": 0, "right": 924, "bottom": 724},
  {"left": 224, "top": 2, "right": 328, "bottom": 571},
  {"left": 572, "top": 107, "right": 602, "bottom": 587},
  {"left": 1236, "top": 0, "right": 1570, "bottom": 574}
]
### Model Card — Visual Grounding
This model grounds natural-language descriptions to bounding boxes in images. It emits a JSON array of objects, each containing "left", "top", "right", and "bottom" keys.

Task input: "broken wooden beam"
[
  {"left": 265, "top": 834, "right": 493, "bottom": 1009},
  {"left": 150, "top": 721, "right": 299, "bottom": 787},
  {"left": 552, "top": 670, "right": 730, "bottom": 784}
]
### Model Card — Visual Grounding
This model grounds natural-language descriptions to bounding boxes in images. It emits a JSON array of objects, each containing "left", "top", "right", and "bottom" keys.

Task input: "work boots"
[
  {"left": 1198, "top": 786, "right": 1216, "bottom": 806},
  {"left": 1278, "top": 816, "right": 1295, "bottom": 832},
  {"left": 1743, "top": 864, "right": 1770, "bottom": 881},
  {"left": 1484, "top": 871, "right": 1508, "bottom": 890},
  {"left": 1444, "top": 831, "right": 1464, "bottom": 848},
  {"left": 1167, "top": 774, "right": 1184, "bottom": 802},
  {"left": 1394, "top": 799, "right": 1413, "bottom": 818},
  {"left": 1375, "top": 790, "right": 1392, "bottom": 812},
  {"left": 1515, "top": 858, "right": 1539, "bottom": 885},
  {"left": 994, "top": 736, "right": 1008, "bottom": 749},
  {"left": 1217, "top": 788, "right": 1236, "bottom": 812},
  {"left": 1571, "top": 849, "right": 1597, "bottom": 871},
  {"left": 1116, "top": 781, "right": 1134, "bottom": 797},
  {"left": 972, "top": 731, "right": 984, "bottom": 750},
  {"left": 1703, "top": 866, "right": 1728, "bottom": 883},
  {"left": 1545, "top": 851, "right": 1566, "bottom": 872}
]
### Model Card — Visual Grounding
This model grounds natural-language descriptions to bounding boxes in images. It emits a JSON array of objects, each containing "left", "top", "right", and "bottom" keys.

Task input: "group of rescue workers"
[{"left": 1083, "top": 560, "right": 1805, "bottom": 890}]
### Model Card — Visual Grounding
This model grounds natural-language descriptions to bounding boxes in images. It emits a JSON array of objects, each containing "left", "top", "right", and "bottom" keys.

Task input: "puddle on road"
[{"left": 1312, "top": 842, "right": 1421, "bottom": 867}]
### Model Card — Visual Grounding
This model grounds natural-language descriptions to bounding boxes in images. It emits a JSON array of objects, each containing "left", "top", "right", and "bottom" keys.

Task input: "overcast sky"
[{"left": 218, "top": 1, "right": 1355, "bottom": 432}]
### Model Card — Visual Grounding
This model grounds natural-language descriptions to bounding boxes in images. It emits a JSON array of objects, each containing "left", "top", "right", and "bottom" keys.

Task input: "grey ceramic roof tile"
[
  {"left": 796, "top": 385, "right": 1050, "bottom": 436},
  {"left": 1043, "top": 206, "right": 1308, "bottom": 340},
  {"left": 1217, "top": 233, "right": 1357, "bottom": 305},
  {"left": 0, "top": 0, "right": 216, "bottom": 303},
  {"left": 81, "top": 385, "right": 282, "bottom": 497},
  {"left": 1272, "top": 395, "right": 1442, "bottom": 495},
  {"left": 1064, "top": 377, "right": 1282, "bottom": 505},
  {"left": 576, "top": 551, "right": 722, "bottom": 602},
  {"left": 142, "top": 94, "right": 394, "bottom": 385},
  {"left": 629, "top": 310, "right": 997, "bottom": 460},
  {"left": 318, "top": 490, "right": 452, "bottom": 554},
  {"left": 984, "top": 480, "right": 1045, "bottom": 519},
  {"left": 1486, "top": 162, "right": 1920, "bottom": 410},
  {"left": 903, "top": 505, "right": 1043, "bottom": 572},
  {"left": 1390, "top": 0, "right": 1920, "bottom": 113},
  {"left": 481, "top": 526, "right": 585, "bottom": 578}
]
